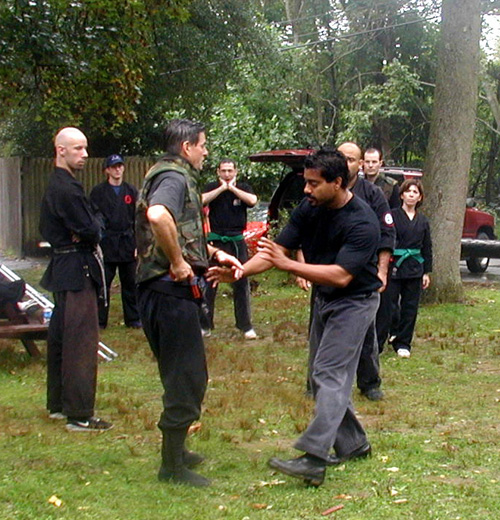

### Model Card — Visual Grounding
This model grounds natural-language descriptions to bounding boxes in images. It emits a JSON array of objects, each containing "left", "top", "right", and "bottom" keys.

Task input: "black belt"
[
  {"left": 142, "top": 279, "right": 195, "bottom": 300},
  {"left": 53, "top": 245, "right": 94, "bottom": 254}
]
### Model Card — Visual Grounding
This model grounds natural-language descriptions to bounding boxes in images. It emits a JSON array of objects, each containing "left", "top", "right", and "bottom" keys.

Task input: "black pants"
[
  {"left": 47, "top": 276, "right": 98, "bottom": 418},
  {"left": 99, "top": 260, "right": 140, "bottom": 328},
  {"left": 138, "top": 286, "right": 208, "bottom": 431},
  {"left": 387, "top": 277, "right": 422, "bottom": 352},
  {"left": 201, "top": 239, "right": 252, "bottom": 332}
]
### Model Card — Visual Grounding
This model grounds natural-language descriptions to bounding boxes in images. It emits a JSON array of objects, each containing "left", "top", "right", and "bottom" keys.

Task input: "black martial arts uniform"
[
  {"left": 40, "top": 167, "right": 103, "bottom": 419},
  {"left": 351, "top": 177, "right": 395, "bottom": 395},
  {"left": 90, "top": 181, "right": 140, "bottom": 328},
  {"left": 381, "top": 207, "right": 432, "bottom": 353}
]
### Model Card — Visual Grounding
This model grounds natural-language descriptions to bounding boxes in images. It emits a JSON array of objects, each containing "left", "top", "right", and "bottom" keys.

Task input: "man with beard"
[{"left": 209, "top": 148, "right": 381, "bottom": 486}]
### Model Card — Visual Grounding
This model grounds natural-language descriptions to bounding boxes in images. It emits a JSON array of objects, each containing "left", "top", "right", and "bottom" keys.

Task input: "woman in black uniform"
[{"left": 386, "top": 179, "right": 432, "bottom": 358}]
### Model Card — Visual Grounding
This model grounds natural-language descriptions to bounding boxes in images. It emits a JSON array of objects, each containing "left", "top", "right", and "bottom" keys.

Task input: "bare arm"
[
  {"left": 294, "top": 249, "right": 311, "bottom": 291},
  {"left": 206, "top": 242, "right": 275, "bottom": 285},
  {"left": 202, "top": 183, "right": 227, "bottom": 205},
  {"left": 147, "top": 204, "right": 193, "bottom": 281},
  {"left": 377, "top": 249, "right": 392, "bottom": 292},
  {"left": 228, "top": 182, "right": 258, "bottom": 207},
  {"left": 258, "top": 238, "right": 353, "bottom": 288}
]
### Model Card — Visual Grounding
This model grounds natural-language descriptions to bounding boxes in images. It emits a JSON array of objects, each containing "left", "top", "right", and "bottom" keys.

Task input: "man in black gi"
[
  {"left": 40, "top": 127, "right": 112, "bottom": 432},
  {"left": 135, "top": 119, "right": 242, "bottom": 487},
  {"left": 90, "top": 154, "right": 141, "bottom": 329},
  {"left": 201, "top": 159, "right": 258, "bottom": 339},
  {"left": 209, "top": 148, "right": 381, "bottom": 486},
  {"left": 363, "top": 147, "right": 400, "bottom": 209},
  {"left": 337, "top": 142, "right": 395, "bottom": 402}
]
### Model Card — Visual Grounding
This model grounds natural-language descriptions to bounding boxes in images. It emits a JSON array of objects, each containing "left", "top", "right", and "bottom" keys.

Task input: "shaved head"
[
  {"left": 54, "top": 127, "right": 86, "bottom": 147},
  {"left": 54, "top": 127, "right": 88, "bottom": 175},
  {"left": 337, "top": 142, "right": 363, "bottom": 186}
]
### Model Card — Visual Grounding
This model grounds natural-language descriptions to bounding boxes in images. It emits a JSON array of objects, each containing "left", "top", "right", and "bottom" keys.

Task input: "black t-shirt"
[
  {"left": 203, "top": 180, "right": 255, "bottom": 236},
  {"left": 148, "top": 171, "right": 186, "bottom": 220},
  {"left": 276, "top": 195, "right": 382, "bottom": 299}
]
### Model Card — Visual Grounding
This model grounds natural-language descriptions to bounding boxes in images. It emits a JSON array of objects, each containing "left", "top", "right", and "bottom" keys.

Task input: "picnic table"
[{"left": 0, "top": 301, "right": 47, "bottom": 357}]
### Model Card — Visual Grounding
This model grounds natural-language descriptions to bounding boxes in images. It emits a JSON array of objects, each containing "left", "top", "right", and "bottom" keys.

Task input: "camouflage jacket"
[
  {"left": 374, "top": 173, "right": 398, "bottom": 202},
  {"left": 135, "top": 156, "right": 208, "bottom": 284}
]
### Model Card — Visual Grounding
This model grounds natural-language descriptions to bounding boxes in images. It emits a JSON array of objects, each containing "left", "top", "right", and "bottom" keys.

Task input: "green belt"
[
  {"left": 393, "top": 248, "right": 424, "bottom": 268},
  {"left": 207, "top": 232, "right": 245, "bottom": 258},
  {"left": 207, "top": 232, "right": 244, "bottom": 243}
]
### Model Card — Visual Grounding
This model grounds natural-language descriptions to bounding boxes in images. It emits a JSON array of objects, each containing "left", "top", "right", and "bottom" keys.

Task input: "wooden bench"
[{"left": 0, "top": 302, "right": 48, "bottom": 357}]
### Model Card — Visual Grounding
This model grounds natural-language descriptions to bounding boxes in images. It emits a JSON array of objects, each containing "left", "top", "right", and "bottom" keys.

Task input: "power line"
[
  {"left": 285, "top": 7, "right": 437, "bottom": 43},
  {"left": 159, "top": 15, "right": 439, "bottom": 76},
  {"left": 271, "top": 0, "right": 436, "bottom": 27}
]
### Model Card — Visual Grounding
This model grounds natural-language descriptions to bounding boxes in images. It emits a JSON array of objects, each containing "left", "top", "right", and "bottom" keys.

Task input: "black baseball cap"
[{"left": 104, "top": 154, "right": 124, "bottom": 168}]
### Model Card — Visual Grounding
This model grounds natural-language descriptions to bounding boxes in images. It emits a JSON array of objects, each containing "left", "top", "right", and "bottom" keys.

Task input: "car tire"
[{"left": 466, "top": 231, "right": 491, "bottom": 273}]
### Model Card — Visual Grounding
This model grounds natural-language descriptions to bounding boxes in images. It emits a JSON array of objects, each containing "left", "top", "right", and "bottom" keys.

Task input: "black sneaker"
[{"left": 66, "top": 417, "right": 114, "bottom": 432}]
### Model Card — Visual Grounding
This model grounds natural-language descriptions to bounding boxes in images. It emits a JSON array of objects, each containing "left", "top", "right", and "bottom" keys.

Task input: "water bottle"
[{"left": 43, "top": 308, "right": 53, "bottom": 324}]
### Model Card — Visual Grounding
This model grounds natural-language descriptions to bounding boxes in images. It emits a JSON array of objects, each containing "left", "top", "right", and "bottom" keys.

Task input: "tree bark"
[{"left": 423, "top": 0, "right": 481, "bottom": 303}]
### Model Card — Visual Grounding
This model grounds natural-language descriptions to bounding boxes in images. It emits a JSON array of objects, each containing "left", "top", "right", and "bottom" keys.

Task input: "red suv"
[{"left": 248, "top": 149, "right": 496, "bottom": 273}]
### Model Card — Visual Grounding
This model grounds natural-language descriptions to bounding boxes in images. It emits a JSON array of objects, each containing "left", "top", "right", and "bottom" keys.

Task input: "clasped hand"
[{"left": 206, "top": 251, "right": 244, "bottom": 286}]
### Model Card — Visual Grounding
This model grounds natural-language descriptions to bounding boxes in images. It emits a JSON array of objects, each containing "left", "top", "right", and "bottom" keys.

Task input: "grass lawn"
[{"left": 1, "top": 267, "right": 499, "bottom": 520}]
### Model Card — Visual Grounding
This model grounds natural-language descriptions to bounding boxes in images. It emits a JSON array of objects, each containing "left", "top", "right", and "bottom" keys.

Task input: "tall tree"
[{"left": 423, "top": 0, "right": 481, "bottom": 302}]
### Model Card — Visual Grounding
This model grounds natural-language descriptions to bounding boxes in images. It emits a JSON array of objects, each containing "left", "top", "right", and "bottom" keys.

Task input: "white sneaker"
[
  {"left": 244, "top": 329, "right": 257, "bottom": 340},
  {"left": 397, "top": 348, "right": 411, "bottom": 358},
  {"left": 201, "top": 329, "right": 212, "bottom": 338},
  {"left": 48, "top": 411, "right": 66, "bottom": 420}
]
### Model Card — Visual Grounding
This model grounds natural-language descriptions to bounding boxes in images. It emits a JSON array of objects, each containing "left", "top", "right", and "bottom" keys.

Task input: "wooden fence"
[
  {"left": 1, "top": 157, "right": 155, "bottom": 256},
  {"left": 0, "top": 158, "right": 22, "bottom": 254}
]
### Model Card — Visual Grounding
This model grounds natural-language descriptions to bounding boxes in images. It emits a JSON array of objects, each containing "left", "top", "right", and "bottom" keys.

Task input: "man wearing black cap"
[{"left": 90, "top": 154, "right": 141, "bottom": 329}]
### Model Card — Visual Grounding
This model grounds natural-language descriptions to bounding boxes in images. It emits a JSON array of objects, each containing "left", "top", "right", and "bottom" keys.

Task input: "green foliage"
[
  {"left": 338, "top": 59, "right": 422, "bottom": 147},
  {"left": 205, "top": 70, "right": 300, "bottom": 196}
]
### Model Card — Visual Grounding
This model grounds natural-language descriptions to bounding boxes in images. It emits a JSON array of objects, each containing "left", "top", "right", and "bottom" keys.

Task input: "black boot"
[
  {"left": 268, "top": 454, "right": 326, "bottom": 487},
  {"left": 158, "top": 429, "right": 210, "bottom": 487},
  {"left": 183, "top": 448, "right": 205, "bottom": 468}
]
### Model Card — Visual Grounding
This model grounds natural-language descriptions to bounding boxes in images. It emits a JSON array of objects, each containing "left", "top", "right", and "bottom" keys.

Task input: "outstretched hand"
[
  {"left": 295, "top": 276, "right": 311, "bottom": 291},
  {"left": 206, "top": 250, "right": 244, "bottom": 287},
  {"left": 214, "top": 250, "right": 243, "bottom": 273},
  {"left": 257, "top": 237, "right": 291, "bottom": 271},
  {"left": 206, "top": 265, "right": 242, "bottom": 286}
]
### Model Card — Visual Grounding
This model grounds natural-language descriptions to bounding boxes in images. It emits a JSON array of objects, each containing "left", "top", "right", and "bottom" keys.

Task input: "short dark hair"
[
  {"left": 364, "top": 147, "right": 383, "bottom": 161},
  {"left": 400, "top": 179, "right": 424, "bottom": 208},
  {"left": 218, "top": 158, "right": 237, "bottom": 169},
  {"left": 304, "top": 147, "right": 349, "bottom": 188},
  {"left": 164, "top": 119, "right": 205, "bottom": 156}
]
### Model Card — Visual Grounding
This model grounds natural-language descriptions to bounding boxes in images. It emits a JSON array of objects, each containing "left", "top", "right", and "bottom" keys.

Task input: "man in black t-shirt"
[
  {"left": 208, "top": 148, "right": 381, "bottom": 487},
  {"left": 202, "top": 159, "right": 258, "bottom": 339}
]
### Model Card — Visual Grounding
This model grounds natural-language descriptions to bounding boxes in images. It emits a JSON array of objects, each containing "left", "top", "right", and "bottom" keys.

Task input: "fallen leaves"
[
  {"left": 48, "top": 495, "right": 62, "bottom": 507},
  {"left": 321, "top": 504, "right": 345, "bottom": 515},
  {"left": 188, "top": 422, "right": 202, "bottom": 435}
]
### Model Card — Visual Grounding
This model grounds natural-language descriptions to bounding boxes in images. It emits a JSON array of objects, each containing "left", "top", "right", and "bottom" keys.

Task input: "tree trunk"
[{"left": 423, "top": 0, "right": 481, "bottom": 303}]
